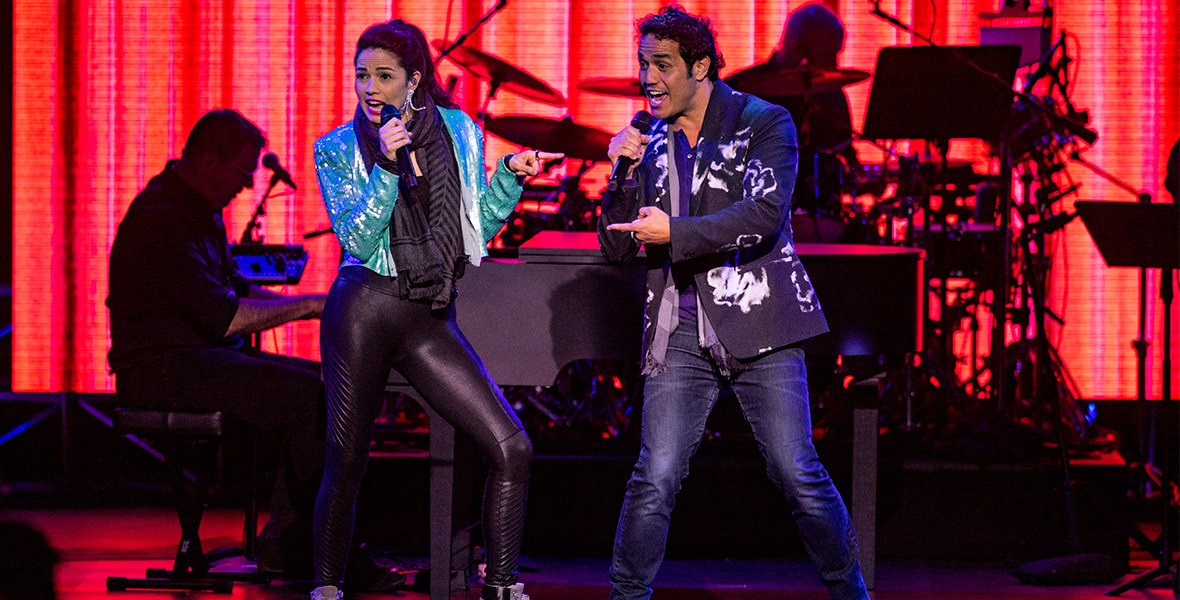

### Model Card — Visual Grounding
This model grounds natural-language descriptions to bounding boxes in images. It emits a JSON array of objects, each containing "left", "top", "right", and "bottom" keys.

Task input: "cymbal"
[
  {"left": 485, "top": 115, "right": 611, "bottom": 162},
  {"left": 433, "top": 40, "right": 566, "bottom": 106},
  {"left": 576, "top": 78, "right": 644, "bottom": 98},
  {"left": 725, "top": 63, "right": 870, "bottom": 98}
]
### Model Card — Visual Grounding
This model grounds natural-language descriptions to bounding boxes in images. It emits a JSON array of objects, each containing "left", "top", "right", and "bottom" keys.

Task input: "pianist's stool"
[{"left": 105, "top": 408, "right": 270, "bottom": 593}]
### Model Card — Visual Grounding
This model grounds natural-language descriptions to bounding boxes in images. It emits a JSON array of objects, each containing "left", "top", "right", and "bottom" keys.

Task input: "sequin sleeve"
[
  {"left": 434, "top": 107, "right": 523, "bottom": 253},
  {"left": 314, "top": 128, "right": 400, "bottom": 263},
  {"left": 481, "top": 153, "right": 523, "bottom": 244}
]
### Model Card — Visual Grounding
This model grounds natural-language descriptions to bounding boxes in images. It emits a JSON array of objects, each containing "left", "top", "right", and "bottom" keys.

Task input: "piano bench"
[{"left": 105, "top": 408, "right": 267, "bottom": 593}]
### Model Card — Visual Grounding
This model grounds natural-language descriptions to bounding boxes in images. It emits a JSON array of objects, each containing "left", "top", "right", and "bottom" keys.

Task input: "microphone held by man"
[
  {"left": 602, "top": 110, "right": 665, "bottom": 244},
  {"left": 604, "top": 110, "right": 654, "bottom": 197}
]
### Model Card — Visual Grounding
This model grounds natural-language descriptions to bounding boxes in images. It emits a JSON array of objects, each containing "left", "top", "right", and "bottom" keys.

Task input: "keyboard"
[{"left": 230, "top": 244, "right": 309, "bottom": 285}]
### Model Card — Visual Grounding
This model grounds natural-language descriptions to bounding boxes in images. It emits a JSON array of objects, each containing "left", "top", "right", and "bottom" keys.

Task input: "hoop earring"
[
  {"left": 401, "top": 87, "right": 414, "bottom": 115},
  {"left": 406, "top": 86, "right": 425, "bottom": 112}
]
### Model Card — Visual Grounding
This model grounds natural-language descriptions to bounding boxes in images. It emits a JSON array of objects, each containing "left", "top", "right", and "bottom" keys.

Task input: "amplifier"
[{"left": 230, "top": 244, "right": 309, "bottom": 285}]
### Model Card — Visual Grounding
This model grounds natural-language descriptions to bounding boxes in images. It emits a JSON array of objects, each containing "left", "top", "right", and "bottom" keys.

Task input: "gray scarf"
[{"left": 642, "top": 129, "right": 737, "bottom": 377}]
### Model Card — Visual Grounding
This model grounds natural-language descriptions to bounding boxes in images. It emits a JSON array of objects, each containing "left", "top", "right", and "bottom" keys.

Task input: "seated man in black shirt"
[{"left": 107, "top": 109, "right": 327, "bottom": 577}]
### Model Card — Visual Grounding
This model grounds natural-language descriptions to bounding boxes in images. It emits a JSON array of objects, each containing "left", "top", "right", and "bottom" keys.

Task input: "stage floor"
[{"left": 4, "top": 507, "right": 1178, "bottom": 599}]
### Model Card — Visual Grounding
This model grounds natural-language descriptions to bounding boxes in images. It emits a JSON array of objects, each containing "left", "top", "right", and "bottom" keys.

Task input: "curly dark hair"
[{"left": 637, "top": 6, "right": 725, "bottom": 81}]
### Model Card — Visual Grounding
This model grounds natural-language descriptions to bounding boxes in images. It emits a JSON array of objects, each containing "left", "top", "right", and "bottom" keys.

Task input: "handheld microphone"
[
  {"left": 380, "top": 104, "right": 418, "bottom": 188},
  {"left": 262, "top": 153, "right": 297, "bottom": 190},
  {"left": 605, "top": 111, "right": 653, "bottom": 196}
]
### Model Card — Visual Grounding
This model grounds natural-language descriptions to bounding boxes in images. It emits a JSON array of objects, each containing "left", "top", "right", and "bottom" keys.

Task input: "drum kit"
[{"left": 437, "top": 40, "right": 999, "bottom": 251}]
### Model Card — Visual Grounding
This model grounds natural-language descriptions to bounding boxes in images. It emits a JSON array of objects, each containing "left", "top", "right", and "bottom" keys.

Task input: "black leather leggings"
[{"left": 314, "top": 266, "right": 532, "bottom": 587}]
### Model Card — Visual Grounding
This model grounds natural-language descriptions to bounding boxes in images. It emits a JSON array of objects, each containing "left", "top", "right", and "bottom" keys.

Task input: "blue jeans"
[{"left": 610, "top": 321, "right": 868, "bottom": 600}]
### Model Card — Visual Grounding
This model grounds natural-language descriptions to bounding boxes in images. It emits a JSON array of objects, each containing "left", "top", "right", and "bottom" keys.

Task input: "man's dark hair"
[
  {"left": 637, "top": 6, "right": 725, "bottom": 81},
  {"left": 182, "top": 108, "right": 266, "bottom": 161}
]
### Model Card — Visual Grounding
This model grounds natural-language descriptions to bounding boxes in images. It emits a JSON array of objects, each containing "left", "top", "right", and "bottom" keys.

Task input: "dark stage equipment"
[{"left": 1076, "top": 200, "right": 1179, "bottom": 596}]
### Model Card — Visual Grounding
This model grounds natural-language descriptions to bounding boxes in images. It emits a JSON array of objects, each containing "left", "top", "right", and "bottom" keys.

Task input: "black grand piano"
[{"left": 399, "top": 231, "right": 923, "bottom": 597}]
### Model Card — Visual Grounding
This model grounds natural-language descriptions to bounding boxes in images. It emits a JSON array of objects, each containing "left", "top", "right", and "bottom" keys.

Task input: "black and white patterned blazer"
[{"left": 599, "top": 81, "right": 829, "bottom": 360}]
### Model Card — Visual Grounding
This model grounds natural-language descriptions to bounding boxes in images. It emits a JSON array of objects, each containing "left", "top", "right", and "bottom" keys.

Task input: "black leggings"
[{"left": 314, "top": 266, "right": 532, "bottom": 587}]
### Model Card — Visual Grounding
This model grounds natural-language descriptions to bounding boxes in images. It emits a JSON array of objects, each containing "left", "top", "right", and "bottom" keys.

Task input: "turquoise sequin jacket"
[{"left": 314, "top": 107, "right": 523, "bottom": 277}]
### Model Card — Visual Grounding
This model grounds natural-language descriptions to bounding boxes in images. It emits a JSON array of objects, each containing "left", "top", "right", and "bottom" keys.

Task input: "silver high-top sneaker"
[
  {"left": 481, "top": 582, "right": 529, "bottom": 600},
  {"left": 310, "top": 585, "right": 342, "bottom": 600}
]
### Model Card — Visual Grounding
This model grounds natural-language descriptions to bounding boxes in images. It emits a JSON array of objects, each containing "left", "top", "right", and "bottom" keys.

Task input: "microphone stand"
[
  {"left": 870, "top": 0, "right": 933, "bottom": 45},
  {"left": 235, "top": 178, "right": 280, "bottom": 360},
  {"left": 434, "top": 0, "right": 508, "bottom": 65},
  {"left": 240, "top": 179, "right": 278, "bottom": 245},
  {"left": 303, "top": 227, "right": 334, "bottom": 240},
  {"left": 1069, "top": 151, "right": 1151, "bottom": 203},
  {"left": 432, "top": 0, "right": 510, "bottom": 126}
]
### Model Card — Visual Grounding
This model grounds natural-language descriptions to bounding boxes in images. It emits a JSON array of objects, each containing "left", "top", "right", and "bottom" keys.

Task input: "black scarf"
[{"left": 353, "top": 93, "right": 464, "bottom": 308}]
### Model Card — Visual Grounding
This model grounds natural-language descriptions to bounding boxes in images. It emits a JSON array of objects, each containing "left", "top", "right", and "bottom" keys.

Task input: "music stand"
[
  {"left": 1075, "top": 200, "right": 1179, "bottom": 595},
  {"left": 1076, "top": 201, "right": 1179, "bottom": 270},
  {"left": 862, "top": 45, "right": 1022, "bottom": 141}
]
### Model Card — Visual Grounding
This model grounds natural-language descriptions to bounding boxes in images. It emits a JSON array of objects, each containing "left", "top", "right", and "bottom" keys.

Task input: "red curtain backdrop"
[{"left": 12, "top": 0, "right": 1180, "bottom": 397}]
